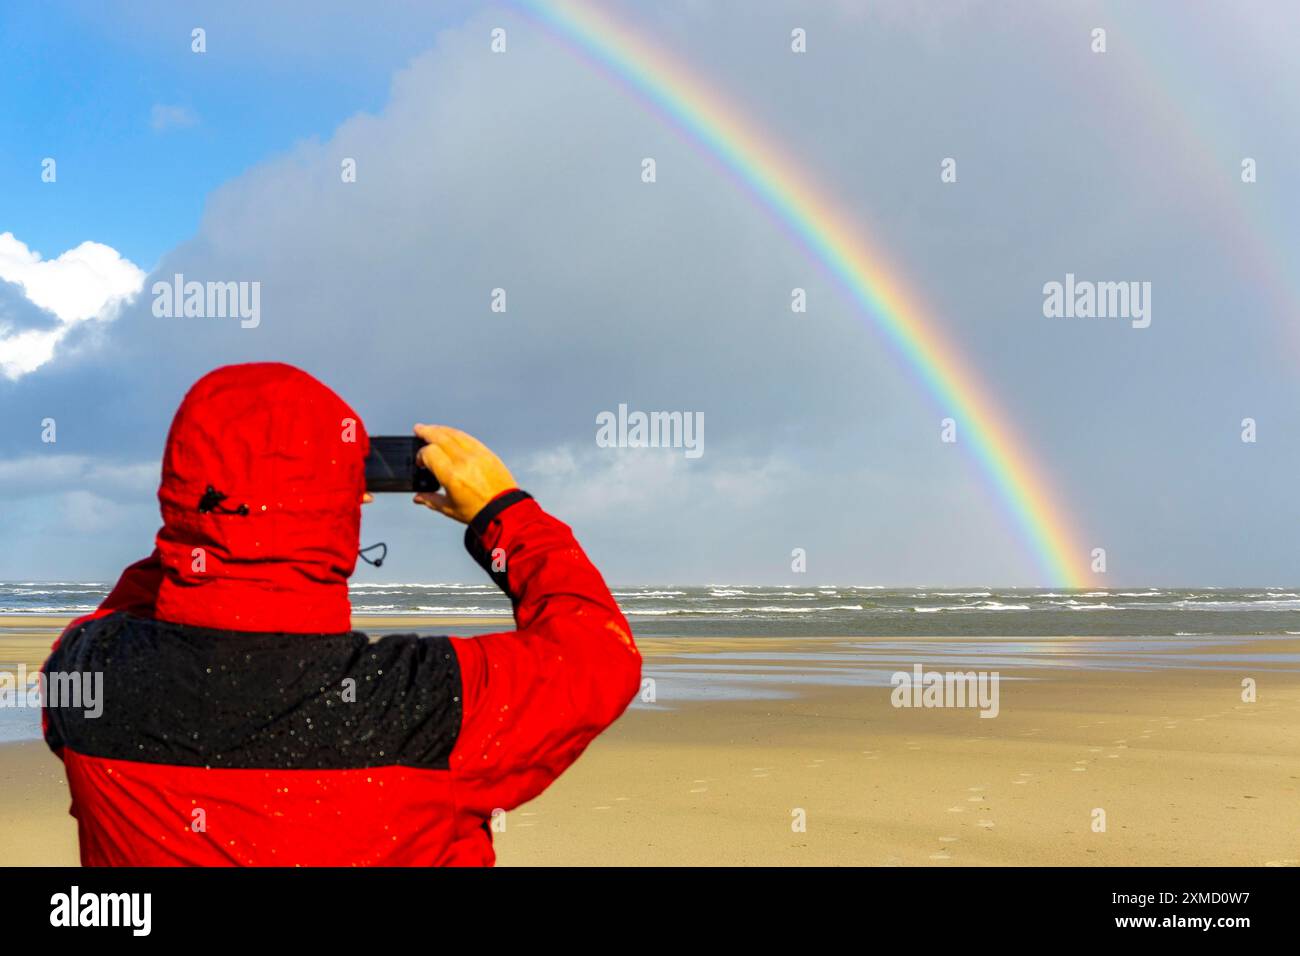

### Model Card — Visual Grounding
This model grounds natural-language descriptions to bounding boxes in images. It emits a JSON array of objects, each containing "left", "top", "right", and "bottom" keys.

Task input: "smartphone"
[{"left": 365, "top": 436, "right": 440, "bottom": 493}]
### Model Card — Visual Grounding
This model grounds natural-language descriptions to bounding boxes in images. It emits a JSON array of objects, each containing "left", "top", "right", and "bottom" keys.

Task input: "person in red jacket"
[{"left": 41, "top": 362, "right": 641, "bottom": 866}]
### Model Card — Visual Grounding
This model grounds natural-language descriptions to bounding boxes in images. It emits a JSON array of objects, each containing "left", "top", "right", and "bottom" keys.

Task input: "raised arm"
[{"left": 411, "top": 425, "right": 641, "bottom": 819}]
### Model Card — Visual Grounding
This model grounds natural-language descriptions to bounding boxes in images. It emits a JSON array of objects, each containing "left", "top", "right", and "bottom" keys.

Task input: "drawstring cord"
[
  {"left": 359, "top": 542, "right": 387, "bottom": 567},
  {"left": 197, "top": 484, "right": 386, "bottom": 567}
]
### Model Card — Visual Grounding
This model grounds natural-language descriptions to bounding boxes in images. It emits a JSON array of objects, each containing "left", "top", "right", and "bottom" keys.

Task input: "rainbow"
[
  {"left": 1089, "top": 5, "right": 1300, "bottom": 352},
  {"left": 519, "top": 0, "right": 1089, "bottom": 587}
]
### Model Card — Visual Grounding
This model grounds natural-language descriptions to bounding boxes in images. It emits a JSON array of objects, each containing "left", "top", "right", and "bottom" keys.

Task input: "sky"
[{"left": 1, "top": 0, "right": 1298, "bottom": 586}]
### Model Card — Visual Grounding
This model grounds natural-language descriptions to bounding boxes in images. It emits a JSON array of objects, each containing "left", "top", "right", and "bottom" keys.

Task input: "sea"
[
  {"left": 3, "top": 582, "right": 1299, "bottom": 638},
  {"left": 3, "top": 582, "right": 1299, "bottom": 740}
]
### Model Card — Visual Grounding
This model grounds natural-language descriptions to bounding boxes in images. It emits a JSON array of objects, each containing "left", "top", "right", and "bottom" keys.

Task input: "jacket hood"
[{"left": 152, "top": 362, "right": 368, "bottom": 633}]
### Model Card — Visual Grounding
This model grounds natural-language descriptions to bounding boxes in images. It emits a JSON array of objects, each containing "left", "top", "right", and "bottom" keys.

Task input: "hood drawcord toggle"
[{"left": 197, "top": 485, "right": 250, "bottom": 516}]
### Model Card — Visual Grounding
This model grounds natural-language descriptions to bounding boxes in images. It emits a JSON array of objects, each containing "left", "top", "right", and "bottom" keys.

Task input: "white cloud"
[
  {"left": 0, "top": 455, "right": 158, "bottom": 498},
  {"left": 0, "top": 232, "right": 145, "bottom": 379},
  {"left": 59, "top": 490, "right": 137, "bottom": 535},
  {"left": 519, "top": 444, "right": 801, "bottom": 522},
  {"left": 150, "top": 104, "right": 199, "bottom": 132}
]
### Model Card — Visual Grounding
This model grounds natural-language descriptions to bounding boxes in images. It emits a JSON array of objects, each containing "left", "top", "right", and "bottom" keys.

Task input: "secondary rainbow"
[{"left": 519, "top": 0, "right": 1089, "bottom": 587}]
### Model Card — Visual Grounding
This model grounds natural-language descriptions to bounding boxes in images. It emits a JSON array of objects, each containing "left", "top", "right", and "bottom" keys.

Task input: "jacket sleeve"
[
  {"left": 42, "top": 551, "right": 164, "bottom": 754},
  {"left": 448, "top": 491, "right": 642, "bottom": 820}
]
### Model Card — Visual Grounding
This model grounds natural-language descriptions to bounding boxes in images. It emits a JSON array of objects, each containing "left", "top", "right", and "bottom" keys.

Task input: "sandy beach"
[{"left": 2, "top": 616, "right": 1298, "bottom": 866}]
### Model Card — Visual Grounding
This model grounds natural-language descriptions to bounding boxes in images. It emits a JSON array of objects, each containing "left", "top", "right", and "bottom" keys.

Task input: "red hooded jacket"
[{"left": 42, "top": 362, "right": 641, "bottom": 866}]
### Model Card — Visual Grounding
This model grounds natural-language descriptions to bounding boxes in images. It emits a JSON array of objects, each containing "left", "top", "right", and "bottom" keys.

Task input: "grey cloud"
[
  {"left": 0, "top": 455, "right": 158, "bottom": 500},
  {"left": 3, "top": 0, "right": 1298, "bottom": 583},
  {"left": 0, "top": 280, "right": 61, "bottom": 334}
]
